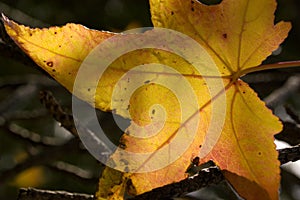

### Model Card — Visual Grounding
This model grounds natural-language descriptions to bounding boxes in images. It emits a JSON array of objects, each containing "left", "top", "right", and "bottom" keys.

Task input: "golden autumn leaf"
[
  {"left": 11, "top": 166, "right": 45, "bottom": 188},
  {"left": 2, "top": 0, "right": 291, "bottom": 199}
]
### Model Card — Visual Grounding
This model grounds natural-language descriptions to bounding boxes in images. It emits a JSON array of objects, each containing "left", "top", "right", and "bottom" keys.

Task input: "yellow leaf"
[
  {"left": 150, "top": 0, "right": 291, "bottom": 77},
  {"left": 2, "top": 0, "right": 291, "bottom": 199},
  {"left": 3, "top": 15, "right": 117, "bottom": 111},
  {"left": 96, "top": 167, "right": 127, "bottom": 200},
  {"left": 11, "top": 166, "right": 45, "bottom": 188}
]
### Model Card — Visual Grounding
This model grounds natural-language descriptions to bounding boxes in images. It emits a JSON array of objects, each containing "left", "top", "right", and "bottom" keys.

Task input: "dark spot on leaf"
[
  {"left": 68, "top": 72, "right": 71, "bottom": 75},
  {"left": 119, "top": 143, "right": 126, "bottom": 149},
  {"left": 87, "top": 88, "right": 91, "bottom": 92},
  {"left": 192, "top": 157, "right": 200, "bottom": 165},
  {"left": 197, "top": 0, "right": 222, "bottom": 5},
  {"left": 54, "top": 31, "right": 57, "bottom": 34},
  {"left": 124, "top": 87, "right": 127, "bottom": 90},
  {"left": 70, "top": 35, "right": 73, "bottom": 38},
  {"left": 29, "top": 33, "right": 32, "bottom": 36},
  {"left": 191, "top": 7, "right": 194, "bottom": 11},
  {"left": 191, "top": 0, "right": 195, "bottom": 4},
  {"left": 144, "top": 80, "right": 150, "bottom": 84},
  {"left": 242, "top": 91, "right": 245, "bottom": 94},
  {"left": 46, "top": 61, "right": 53, "bottom": 67},
  {"left": 124, "top": 166, "right": 129, "bottom": 172},
  {"left": 199, "top": 145, "right": 202, "bottom": 148},
  {"left": 52, "top": 69, "right": 56, "bottom": 72},
  {"left": 152, "top": 109, "right": 155, "bottom": 114},
  {"left": 171, "top": 11, "right": 174, "bottom": 15},
  {"left": 59, "top": 45, "right": 61, "bottom": 48},
  {"left": 222, "top": 33, "right": 227, "bottom": 39},
  {"left": 258, "top": 152, "right": 262, "bottom": 155},
  {"left": 120, "top": 159, "right": 129, "bottom": 165},
  {"left": 126, "top": 105, "right": 130, "bottom": 110}
]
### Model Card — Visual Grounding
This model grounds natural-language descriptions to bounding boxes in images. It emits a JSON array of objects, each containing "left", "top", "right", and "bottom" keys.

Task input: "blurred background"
[{"left": 0, "top": 0, "right": 299, "bottom": 199}]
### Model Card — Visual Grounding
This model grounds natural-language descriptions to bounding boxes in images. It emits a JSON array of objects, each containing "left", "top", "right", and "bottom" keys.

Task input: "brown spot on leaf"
[
  {"left": 54, "top": 31, "right": 57, "bottom": 34},
  {"left": 87, "top": 88, "right": 91, "bottom": 92},
  {"left": 192, "top": 157, "right": 200, "bottom": 165},
  {"left": 52, "top": 69, "right": 56, "bottom": 72},
  {"left": 152, "top": 109, "right": 155, "bottom": 114},
  {"left": 46, "top": 61, "right": 53, "bottom": 67},
  {"left": 222, "top": 33, "right": 227, "bottom": 39},
  {"left": 191, "top": 7, "right": 195, "bottom": 12},
  {"left": 171, "top": 11, "right": 174, "bottom": 15},
  {"left": 191, "top": 0, "right": 195, "bottom": 4}
]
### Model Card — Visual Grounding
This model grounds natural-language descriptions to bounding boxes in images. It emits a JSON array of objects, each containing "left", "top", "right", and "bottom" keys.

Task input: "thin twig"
[
  {"left": 0, "top": 74, "right": 57, "bottom": 88},
  {"left": 0, "top": 108, "right": 48, "bottom": 121},
  {"left": 0, "top": 84, "right": 37, "bottom": 113},
  {"left": 39, "top": 90, "right": 113, "bottom": 157},
  {"left": 1, "top": 122, "right": 63, "bottom": 146},
  {"left": 39, "top": 90, "right": 77, "bottom": 136},
  {"left": 242, "top": 71, "right": 291, "bottom": 84},
  {"left": 285, "top": 106, "right": 300, "bottom": 124},
  {"left": 264, "top": 75, "right": 300, "bottom": 109},
  {"left": 0, "top": 138, "right": 83, "bottom": 186},
  {"left": 275, "top": 122, "right": 300, "bottom": 146},
  {"left": 46, "top": 161, "right": 99, "bottom": 185}
]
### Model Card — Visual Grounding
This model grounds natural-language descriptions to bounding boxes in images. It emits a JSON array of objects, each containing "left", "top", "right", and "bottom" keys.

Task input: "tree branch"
[
  {"left": 16, "top": 144, "right": 299, "bottom": 200},
  {"left": 129, "top": 167, "right": 224, "bottom": 200},
  {"left": 278, "top": 144, "right": 300, "bottom": 164},
  {"left": 39, "top": 90, "right": 77, "bottom": 136},
  {"left": 18, "top": 188, "right": 94, "bottom": 200},
  {"left": 129, "top": 145, "right": 300, "bottom": 200},
  {"left": 0, "top": 138, "right": 83, "bottom": 186}
]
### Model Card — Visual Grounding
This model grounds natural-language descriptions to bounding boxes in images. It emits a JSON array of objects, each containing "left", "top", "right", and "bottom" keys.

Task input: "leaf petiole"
[{"left": 240, "top": 60, "right": 300, "bottom": 76}]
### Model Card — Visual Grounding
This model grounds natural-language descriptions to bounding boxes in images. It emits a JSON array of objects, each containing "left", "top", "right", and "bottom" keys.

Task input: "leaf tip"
[{"left": 1, "top": 13, "right": 10, "bottom": 25}]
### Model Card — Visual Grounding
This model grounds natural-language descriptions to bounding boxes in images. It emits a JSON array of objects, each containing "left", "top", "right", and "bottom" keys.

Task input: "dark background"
[{"left": 0, "top": 0, "right": 299, "bottom": 199}]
